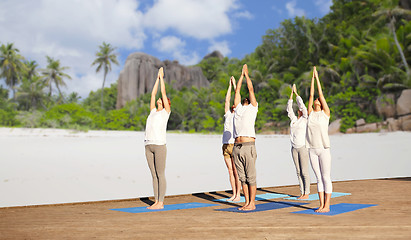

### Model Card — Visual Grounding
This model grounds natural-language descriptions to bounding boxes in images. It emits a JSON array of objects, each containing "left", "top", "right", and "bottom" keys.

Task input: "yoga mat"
[
  {"left": 292, "top": 203, "right": 377, "bottom": 216},
  {"left": 215, "top": 201, "right": 309, "bottom": 213},
  {"left": 110, "top": 202, "right": 219, "bottom": 213},
  {"left": 213, "top": 193, "right": 290, "bottom": 203},
  {"left": 284, "top": 192, "right": 351, "bottom": 201}
]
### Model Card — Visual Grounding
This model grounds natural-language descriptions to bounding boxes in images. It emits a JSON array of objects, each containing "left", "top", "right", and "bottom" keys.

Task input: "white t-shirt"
[
  {"left": 222, "top": 111, "right": 235, "bottom": 144},
  {"left": 233, "top": 103, "right": 258, "bottom": 139},
  {"left": 287, "top": 96, "right": 308, "bottom": 148},
  {"left": 144, "top": 108, "right": 170, "bottom": 145},
  {"left": 306, "top": 110, "right": 330, "bottom": 149}
]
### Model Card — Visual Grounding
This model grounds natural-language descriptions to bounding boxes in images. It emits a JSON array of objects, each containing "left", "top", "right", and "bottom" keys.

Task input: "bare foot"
[
  {"left": 297, "top": 194, "right": 309, "bottom": 200},
  {"left": 147, "top": 201, "right": 159, "bottom": 209},
  {"left": 318, "top": 207, "right": 330, "bottom": 213},
  {"left": 315, "top": 206, "right": 324, "bottom": 213},
  {"left": 148, "top": 202, "right": 164, "bottom": 210},
  {"left": 238, "top": 203, "right": 249, "bottom": 210},
  {"left": 227, "top": 196, "right": 236, "bottom": 201},
  {"left": 231, "top": 196, "right": 241, "bottom": 202},
  {"left": 243, "top": 203, "right": 256, "bottom": 211}
]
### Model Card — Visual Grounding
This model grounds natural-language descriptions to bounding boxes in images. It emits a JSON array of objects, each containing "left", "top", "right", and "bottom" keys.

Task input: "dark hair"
[
  {"left": 162, "top": 97, "right": 171, "bottom": 107},
  {"left": 315, "top": 98, "right": 323, "bottom": 110},
  {"left": 242, "top": 97, "right": 250, "bottom": 105}
]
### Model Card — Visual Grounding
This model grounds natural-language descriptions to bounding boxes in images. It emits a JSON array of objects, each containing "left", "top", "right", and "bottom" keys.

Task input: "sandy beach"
[{"left": 1, "top": 128, "right": 411, "bottom": 208}]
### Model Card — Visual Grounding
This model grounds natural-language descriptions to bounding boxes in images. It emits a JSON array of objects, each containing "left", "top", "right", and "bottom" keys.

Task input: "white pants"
[{"left": 309, "top": 148, "right": 332, "bottom": 193}]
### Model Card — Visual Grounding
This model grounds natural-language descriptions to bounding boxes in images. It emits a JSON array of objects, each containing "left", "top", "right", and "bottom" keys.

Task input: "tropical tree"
[
  {"left": 16, "top": 75, "right": 47, "bottom": 110},
  {"left": 91, "top": 42, "right": 119, "bottom": 109},
  {"left": 373, "top": 0, "right": 411, "bottom": 75},
  {"left": 41, "top": 56, "right": 71, "bottom": 101},
  {"left": 0, "top": 43, "right": 25, "bottom": 100}
]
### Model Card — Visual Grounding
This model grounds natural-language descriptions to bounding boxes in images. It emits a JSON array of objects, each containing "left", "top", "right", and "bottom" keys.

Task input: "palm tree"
[
  {"left": 0, "top": 43, "right": 25, "bottom": 101},
  {"left": 41, "top": 56, "right": 71, "bottom": 101},
  {"left": 16, "top": 75, "right": 47, "bottom": 110},
  {"left": 91, "top": 42, "right": 119, "bottom": 109},
  {"left": 373, "top": 0, "right": 411, "bottom": 76}
]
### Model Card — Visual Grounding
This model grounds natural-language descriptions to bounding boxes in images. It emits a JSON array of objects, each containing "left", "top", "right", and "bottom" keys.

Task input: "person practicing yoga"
[
  {"left": 232, "top": 64, "right": 258, "bottom": 211},
  {"left": 144, "top": 67, "right": 171, "bottom": 210},
  {"left": 287, "top": 83, "right": 310, "bottom": 200},
  {"left": 222, "top": 76, "right": 241, "bottom": 202},
  {"left": 307, "top": 66, "right": 332, "bottom": 213}
]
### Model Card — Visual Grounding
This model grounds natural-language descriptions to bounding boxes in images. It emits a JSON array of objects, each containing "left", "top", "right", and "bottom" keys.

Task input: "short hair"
[{"left": 242, "top": 97, "right": 250, "bottom": 105}]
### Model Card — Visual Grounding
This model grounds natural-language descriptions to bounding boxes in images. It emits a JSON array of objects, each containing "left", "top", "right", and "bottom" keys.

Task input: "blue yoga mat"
[
  {"left": 292, "top": 203, "right": 377, "bottom": 216},
  {"left": 110, "top": 202, "right": 219, "bottom": 213},
  {"left": 214, "top": 193, "right": 290, "bottom": 203},
  {"left": 284, "top": 192, "right": 351, "bottom": 201},
  {"left": 215, "top": 201, "right": 309, "bottom": 213}
]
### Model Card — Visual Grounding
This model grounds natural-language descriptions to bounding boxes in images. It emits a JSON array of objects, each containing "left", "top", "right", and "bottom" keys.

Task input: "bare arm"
[
  {"left": 308, "top": 68, "right": 315, "bottom": 115},
  {"left": 159, "top": 67, "right": 171, "bottom": 113},
  {"left": 150, "top": 73, "right": 160, "bottom": 110},
  {"left": 225, "top": 76, "right": 234, "bottom": 113},
  {"left": 234, "top": 70, "right": 244, "bottom": 108},
  {"left": 314, "top": 67, "right": 330, "bottom": 117},
  {"left": 243, "top": 64, "right": 257, "bottom": 107}
]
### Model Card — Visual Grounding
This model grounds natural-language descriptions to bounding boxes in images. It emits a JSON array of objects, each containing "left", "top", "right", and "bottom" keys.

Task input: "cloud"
[
  {"left": 208, "top": 41, "right": 231, "bottom": 56},
  {"left": 285, "top": 0, "right": 306, "bottom": 17},
  {"left": 143, "top": 0, "right": 238, "bottom": 39},
  {"left": 154, "top": 36, "right": 186, "bottom": 53},
  {"left": 0, "top": 0, "right": 144, "bottom": 97},
  {"left": 314, "top": 0, "right": 332, "bottom": 14},
  {"left": 153, "top": 36, "right": 199, "bottom": 66},
  {"left": 0, "top": 0, "right": 251, "bottom": 97},
  {"left": 233, "top": 10, "right": 253, "bottom": 19}
]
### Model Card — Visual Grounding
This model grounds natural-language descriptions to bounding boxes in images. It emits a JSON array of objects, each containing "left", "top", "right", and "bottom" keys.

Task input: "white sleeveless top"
[
  {"left": 222, "top": 111, "right": 235, "bottom": 144},
  {"left": 144, "top": 108, "right": 170, "bottom": 145},
  {"left": 306, "top": 110, "right": 330, "bottom": 149}
]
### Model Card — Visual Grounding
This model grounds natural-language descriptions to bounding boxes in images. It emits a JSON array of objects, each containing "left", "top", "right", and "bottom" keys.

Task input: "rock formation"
[{"left": 116, "top": 52, "right": 209, "bottom": 109}]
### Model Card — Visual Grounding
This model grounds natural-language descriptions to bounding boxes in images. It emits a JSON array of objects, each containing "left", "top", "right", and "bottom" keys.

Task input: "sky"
[{"left": 0, "top": 0, "right": 332, "bottom": 99}]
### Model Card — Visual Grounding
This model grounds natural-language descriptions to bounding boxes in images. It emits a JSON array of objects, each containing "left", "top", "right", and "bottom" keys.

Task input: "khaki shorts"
[{"left": 222, "top": 144, "right": 234, "bottom": 157}]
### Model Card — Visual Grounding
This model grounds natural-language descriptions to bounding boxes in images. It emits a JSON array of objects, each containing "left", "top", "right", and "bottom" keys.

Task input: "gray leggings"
[
  {"left": 291, "top": 146, "right": 311, "bottom": 195},
  {"left": 145, "top": 144, "right": 167, "bottom": 202}
]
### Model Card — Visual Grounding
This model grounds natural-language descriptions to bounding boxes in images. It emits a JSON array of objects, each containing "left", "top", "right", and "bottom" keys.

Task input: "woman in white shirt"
[
  {"left": 287, "top": 84, "right": 310, "bottom": 200},
  {"left": 144, "top": 67, "right": 171, "bottom": 210},
  {"left": 222, "top": 76, "right": 241, "bottom": 202},
  {"left": 307, "top": 66, "right": 332, "bottom": 213}
]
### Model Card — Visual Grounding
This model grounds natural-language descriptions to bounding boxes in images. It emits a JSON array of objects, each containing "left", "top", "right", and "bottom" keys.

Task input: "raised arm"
[
  {"left": 243, "top": 64, "right": 257, "bottom": 107},
  {"left": 234, "top": 69, "right": 244, "bottom": 108},
  {"left": 287, "top": 85, "right": 295, "bottom": 120},
  {"left": 150, "top": 71, "right": 160, "bottom": 110},
  {"left": 159, "top": 67, "right": 171, "bottom": 113},
  {"left": 308, "top": 68, "right": 315, "bottom": 115},
  {"left": 294, "top": 84, "right": 308, "bottom": 118},
  {"left": 314, "top": 67, "right": 330, "bottom": 117},
  {"left": 225, "top": 76, "right": 234, "bottom": 113}
]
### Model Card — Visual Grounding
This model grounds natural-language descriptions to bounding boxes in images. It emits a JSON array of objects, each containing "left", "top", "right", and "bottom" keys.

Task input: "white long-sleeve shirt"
[{"left": 286, "top": 96, "right": 308, "bottom": 148}]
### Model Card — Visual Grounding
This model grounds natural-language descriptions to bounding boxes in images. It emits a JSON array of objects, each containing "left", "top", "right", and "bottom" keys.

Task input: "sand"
[
  {"left": 1, "top": 128, "right": 411, "bottom": 207},
  {"left": 0, "top": 178, "right": 410, "bottom": 239}
]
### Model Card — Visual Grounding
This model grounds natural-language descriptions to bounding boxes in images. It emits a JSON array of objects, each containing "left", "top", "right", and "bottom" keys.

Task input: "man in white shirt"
[{"left": 232, "top": 64, "right": 258, "bottom": 211}]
